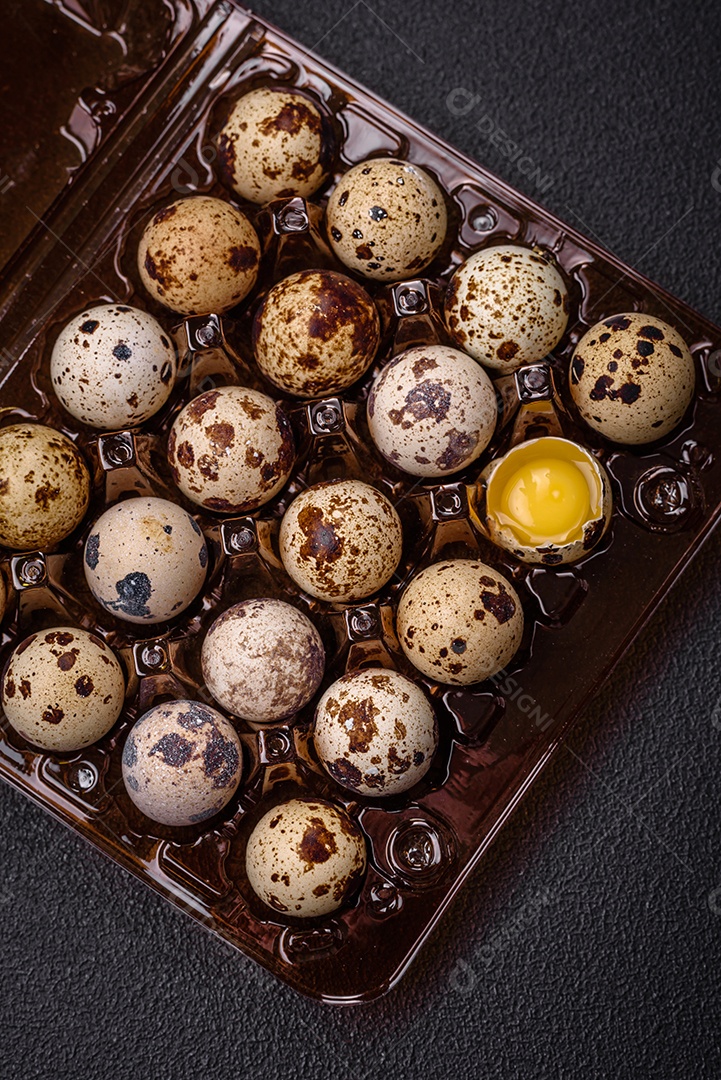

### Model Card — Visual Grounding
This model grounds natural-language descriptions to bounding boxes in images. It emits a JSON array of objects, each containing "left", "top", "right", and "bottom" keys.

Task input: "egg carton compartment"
[{"left": 1, "top": 0, "right": 721, "bottom": 1003}]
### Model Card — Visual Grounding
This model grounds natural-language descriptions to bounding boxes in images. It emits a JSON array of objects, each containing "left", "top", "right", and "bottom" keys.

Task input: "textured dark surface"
[{"left": 2, "top": 0, "right": 721, "bottom": 1077}]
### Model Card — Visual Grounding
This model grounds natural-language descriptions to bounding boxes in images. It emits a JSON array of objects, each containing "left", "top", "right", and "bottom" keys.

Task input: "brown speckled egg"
[
  {"left": 252, "top": 270, "right": 380, "bottom": 398},
  {"left": 51, "top": 303, "right": 176, "bottom": 429},
  {"left": 397, "top": 559, "right": 523, "bottom": 685},
  {"left": 84, "top": 497, "right": 208, "bottom": 624},
  {"left": 245, "top": 797, "right": 366, "bottom": 917},
  {"left": 326, "top": 158, "right": 447, "bottom": 281},
  {"left": 368, "top": 344, "right": 497, "bottom": 477},
  {"left": 0, "top": 424, "right": 90, "bottom": 551},
  {"left": 137, "top": 196, "right": 260, "bottom": 315},
  {"left": 445, "top": 244, "right": 569, "bottom": 373},
  {"left": 217, "top": 87, "right": 331, "bottom": 204},
  {"left": 201, "top": 598, "right": 325, "bottom": 723},
  {"left": 2, "top": 627, "right": 125, "bottom": 752},
  {"left": 168, "top": 386, "right": 295, "bottom": 513},
  {"left": 122, "top": 699, "right": 242, "bottom": 827},
  {"left": 314, "top": 667, "right": 437, "bottom": 796},
  {"left": 569, "top": 312, "right": 696, "bottom": 444},
  {"left": 279, "top": 479, "right": 403, "bottom": 603}
]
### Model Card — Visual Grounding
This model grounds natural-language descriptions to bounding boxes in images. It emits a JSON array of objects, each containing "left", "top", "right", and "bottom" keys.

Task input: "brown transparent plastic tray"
[{"left": 1, "top": 1, "right": 721, "bottom": 1004}]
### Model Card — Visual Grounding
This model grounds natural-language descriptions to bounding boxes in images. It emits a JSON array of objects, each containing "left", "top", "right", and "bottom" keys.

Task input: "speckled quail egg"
[
  {"left": 569, "top": 312, "right": 696, "bottom": 444},
  {"left": 245, "top": 797, "right": 366, "bottom": 917},
  {"left": 167, "top": 386, "right": 295, "bottom": 513},
  {"left": 368, "top": 344, "right": 497, "bottom": 477},
  {"left": 50, "top": 303, "right": 176, "bottom": 429},
  {"left": 122, "top": 699, "right": 242, "bottom": 827},
  {"left": 279, "top": 479, "right": 403, "bottom": 603},
  {"left": 252, "top": 269, "right": 380, "bottom": 398},
  {"left": 217, "top": 87, "right": 332, "bottom": 204},
  {"left": 137, "top": 196, "right": 261, "bottom": 315},
  {"left": 397, "top": 559, "right": 523, "bottom": 685},
  {"left": 0, "top": 424, "right": 90, "bottom": 551},
  {"left": 2, "top": 627, "right": 125, "bottom": 752},
  {"left": 326, "top": 158, "right": 447, "bottom": 281},
  {"left": 444, "top": 244, "right": 569, "bottom": 373},
  {"left": 84, "top": 497, "right": 208, "bottom": 624},
  {"left": 202, "top": 598, "right": 325, "bottom": 723},
  {"left": 314, "top": 667, "right": 437, "bottom": 797}
]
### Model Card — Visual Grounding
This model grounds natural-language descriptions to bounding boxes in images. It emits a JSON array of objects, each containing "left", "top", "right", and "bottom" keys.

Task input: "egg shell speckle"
[
  {"left": 2, "top": 627, "right": 125, "bottom": 752},
  {"left": 314, "top": 667, "right": 437, "bottom": 796},
  {"left": 245, "top": 797, "right": 367, "bottom": 917},
  {"left": 122, "top": 700, "right": 242, "bottom": 827},
  {"left": 444, "top": 244, "right": 569, "bottom": 373},
  {"left": 397, "top": 559, "right": 524, "bottom": 685},
  {"left": 569, "top": 312, "right": 696, "bottom": 444}
]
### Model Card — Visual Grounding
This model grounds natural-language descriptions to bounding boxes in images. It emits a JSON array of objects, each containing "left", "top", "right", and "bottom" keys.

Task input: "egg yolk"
[{"left": 499, "top": 457, "right": 591, "bottom": 544}]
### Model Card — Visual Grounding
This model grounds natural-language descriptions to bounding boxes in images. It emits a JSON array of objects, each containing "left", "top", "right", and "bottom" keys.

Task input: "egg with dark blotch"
[{"left": 122, "top": 700, "right": 242, "bottom": 827}]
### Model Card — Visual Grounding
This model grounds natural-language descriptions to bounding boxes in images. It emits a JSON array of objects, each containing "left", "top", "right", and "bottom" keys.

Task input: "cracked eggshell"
[
  {"left": 137, "top": 196, "right": 261, "bottom": 315},
  {"left": 245, "top": 797, "right": 367, "bottom": 918},
  {"left": 0, "top": 424, "right": 90, "bottom": 551},
  {"left": 84, "top": 497, "right": 208, "bottom": 624},
  {"left": 397, "top": 559, "right": 523, "bottom": 685},
  {"left": 252, "top": 269, "right": 380, "bottom": 398},
  {"left": 122, "top": 699, "right": 242, "bottom": 827},
  {"left": 279, "top": 479, "right": 403, "bottom": 603},
  {"left": 326, "top": 158, "right": 447, "bottom": 281},
  {"left": 2, "top": 627, "right": 125, "bottom": 752},
  {"left": 569, "top": 312, "right": 696, "bottom": 444},
  {"left": 367, "top": 344, "right": 497, "bottom": 477},
  {"left": 314, "top": 667, "right": 437, "bottom": 797},
  {"left": 444, "top": 244, "right": 569, "bottom": 373},
  {"left": 167, "top": 386, "right": 295, "bottom": 513},
  {"left": 202, "top": 598, "right": 325, "bottom": 723}
]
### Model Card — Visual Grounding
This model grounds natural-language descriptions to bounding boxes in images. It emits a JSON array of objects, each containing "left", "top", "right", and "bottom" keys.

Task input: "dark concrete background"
[{"left": 2, "top": 1, "right": 721, "bottom": 1077}]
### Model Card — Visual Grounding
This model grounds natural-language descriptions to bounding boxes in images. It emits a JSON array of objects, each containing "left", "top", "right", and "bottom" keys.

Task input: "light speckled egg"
[
  {"left": 397, "top": 559, "right": 523, "bottom": 685},
  {"left": 122, "top": 699, "right": 242, "bottom": 827},
  {"left": 245, "top": 797, "right": 366, "bottom": 917},
  {"left": 326, "top": 158, "right": 447, "bottom": 281},
  {"left": 138, "top": 196, "right": 261, "bottom": 315},
  {"left": 279, "top": 479, "right": 403, "bottom": 603},
  {"left": 314, "top": 667, "right": 437, "bottom": 796},
  {"left": 368, "top": 344, "right": 497, "bottom": 477},
  {"left": 167, "top": 386, "right": 295, "bottom": 513},
  {"left": 252, "top": 269, "right": 380, "bottom": 398},
  {"left": 202, "top": 598, "right": 325, "bottom": 723},
  {"left": 569, "top": 312, "right": 696, "bottom": 444},
  {"left": 84, "top": 497, "right": 208, "bottom": 624},
  {"left": 50, "top": 303, "right": 176, "bottom": 429},
  {"left": 444, "top": 244, "right": 569, "bottom": 373},
  {"left": 2, "top": 627, "right": 125, "bottom": 752},
  {"left": 217, "top": 87, "right": 331, "bottom": 204},
  {"left": 0, "top": 424, "right": 90, "bottom": 551}
]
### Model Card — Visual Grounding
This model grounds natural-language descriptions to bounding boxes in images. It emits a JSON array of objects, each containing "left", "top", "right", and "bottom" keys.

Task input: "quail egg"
[
  {"left": 84, "top": 497, "right": 208, "bottom": 624},
  {"left": 245, "top": 797, "right": 367, "bottom": 917},
  {"left": 2, "top": 627, "right": 125, "bottom": 752},
  {"left": 444, "top": 244, "right": 569, "bottom": 373},
  {"left": 0, "top": 424, "right": 90, "bottom": 551},
  {"left": 326, "top": 158, "right": 447, "bottom": 281},
  {"left": 368, "top": 344, "right": 497, "bottom": 477},
  {"left": 397, "top": 559, "right": 523, "bottom": 685},
  {"left": 314, "top": 667, "right": 437, "bottom": 796},
  {"left": 279, "top": 479, "right": 403, "bottom": 603},
  {"left": 569, "top": 312, "right": 696, "bottom": 444},
  {"left": 217, "top": 87, "right": 332, "bottom": 204},
  {"left": 50, "top": 303, "right": 176, "bottom": 429},
  {"left": 138, "top": 196, "right": 261, "bottom": 315},
  {"left": 252, "top": 269, "right": 380, "bottom": 398},
  {"left": 202, "top": 598, "right": 325, "bottom": 723},
  {"left": 122, "top": 699, "right": 242, "bottom": 827},
  {"left": 167, "top": 386, "right": 295, "bottom": 513}
]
